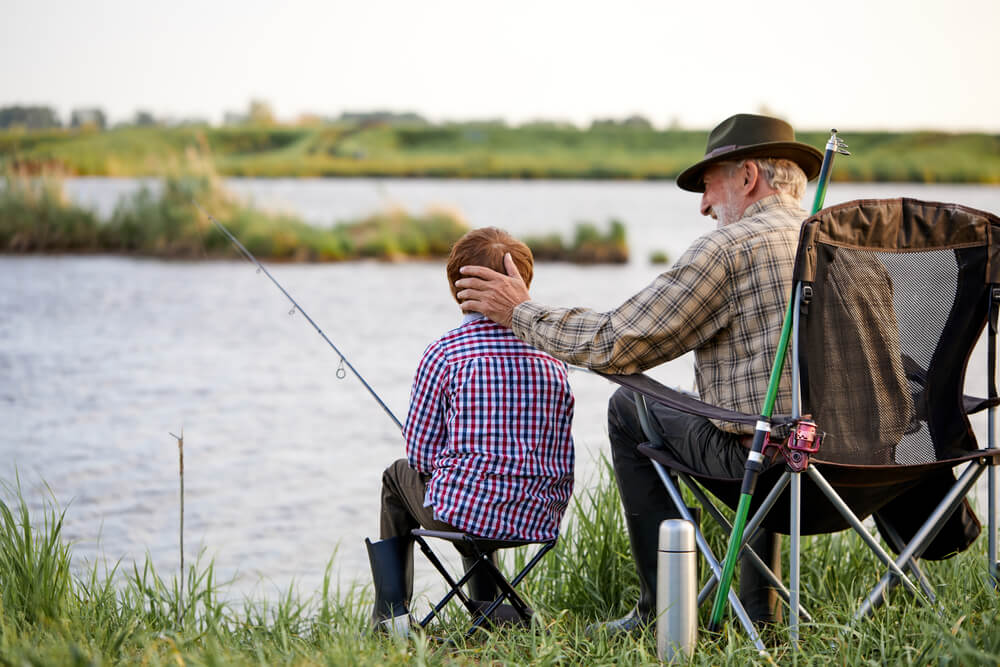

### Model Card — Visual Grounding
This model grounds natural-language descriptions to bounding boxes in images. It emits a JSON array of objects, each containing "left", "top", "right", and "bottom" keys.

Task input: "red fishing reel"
[{"left": 782, "top": 418, "right": 821, "bottom": 472}]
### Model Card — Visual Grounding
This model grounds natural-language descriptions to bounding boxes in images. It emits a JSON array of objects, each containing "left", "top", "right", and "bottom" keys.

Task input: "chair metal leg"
[
  {"left": 790, "top": 470, "right": 801, "bottom": 648},
  {"left": 804, "top": 466, "right": 923, "bottom": 601},
  {"left": 652, "top": 461, "right": 767, "bottom": 653},
  {"left": 990, "top": 456, "right": 999, "bottom": 585},
  {"left": 874, "top": 517, "right": 938, "bottom": 604},
  {"left": 852, "top": 462, "right": 986, "bottom": 621},
  {"left": 683, "top": 472, "right": 811, "bottom": 623}
]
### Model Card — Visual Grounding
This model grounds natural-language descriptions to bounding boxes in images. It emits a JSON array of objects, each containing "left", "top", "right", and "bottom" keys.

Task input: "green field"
[
  {"left": 2, "top": 123, "right": 999, "bottom": 183},
  {"left": 1, "top": 462, "right": 998, "bottom": 666}
]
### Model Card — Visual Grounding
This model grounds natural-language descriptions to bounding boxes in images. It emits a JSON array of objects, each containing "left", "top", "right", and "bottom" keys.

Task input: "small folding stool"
[{"left": 411, "top": 529, "right": 556, "bottom": 636}]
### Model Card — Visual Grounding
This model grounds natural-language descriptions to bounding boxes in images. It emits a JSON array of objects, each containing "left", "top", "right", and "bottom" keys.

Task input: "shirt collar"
[
  {"left": 740, "top": 193, "right": 805, "bottom": 220},
  {"left": 462, "top": 312, "right": 487, "bottom": 324}
]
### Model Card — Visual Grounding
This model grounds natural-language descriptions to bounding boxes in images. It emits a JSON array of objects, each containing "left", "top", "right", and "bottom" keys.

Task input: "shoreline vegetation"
[
  {"left": 1, "top": 464, "right": 998, "bottom": 665},
  {"left": 2, "top": 123, "right": 999, "bottom": 184},
  {"left": 0, "top": 160, "right": 631, "bottom": 263}
]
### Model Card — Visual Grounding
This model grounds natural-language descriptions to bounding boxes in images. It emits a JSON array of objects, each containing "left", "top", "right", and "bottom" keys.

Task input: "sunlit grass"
[
  {"left": 3, "top": 125, "right": 999, "bottom": 182},
  {"left": 1, "top": 459, "right": 998, "bottom": 665}
]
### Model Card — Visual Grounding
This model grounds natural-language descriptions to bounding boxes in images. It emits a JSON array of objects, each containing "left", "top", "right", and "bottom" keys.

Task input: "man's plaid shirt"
[
  {"left": 404, "top": 316, "right": 575, "bottom": 541},
  {"left": 512, "top": 193, "right": 807, "bottom": 435}
]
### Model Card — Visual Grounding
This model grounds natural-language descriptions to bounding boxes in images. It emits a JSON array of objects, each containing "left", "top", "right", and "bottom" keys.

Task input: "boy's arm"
[{"left": 403, "top": 341, "right": 449, "bottom": 474}]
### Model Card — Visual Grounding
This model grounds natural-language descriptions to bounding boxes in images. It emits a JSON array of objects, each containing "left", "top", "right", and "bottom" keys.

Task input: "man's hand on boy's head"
[{"left": 455, "top": 253, "right": 530, "bottom": 329}]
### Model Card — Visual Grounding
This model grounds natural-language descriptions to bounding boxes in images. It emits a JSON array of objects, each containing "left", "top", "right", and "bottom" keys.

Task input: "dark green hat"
[{"left": 676, "top": 114, "right": 823, "bottom": 192}]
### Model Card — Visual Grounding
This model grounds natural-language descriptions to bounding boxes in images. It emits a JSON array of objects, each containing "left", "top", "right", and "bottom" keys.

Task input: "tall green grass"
[
  {"left": 1, "top": 460, "right": 998, "bottom": 665},
  {"left": 1, "top": 161, "right": 632, "bottom": 262},
  {"left": 525, "top": 219, "right": 629, "bottom": 264},
  {"left": 0, "top": 167, "right": 102, "bottom": 252}
]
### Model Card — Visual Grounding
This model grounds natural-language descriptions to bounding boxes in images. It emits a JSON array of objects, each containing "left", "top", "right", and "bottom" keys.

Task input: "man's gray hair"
[{"left": 748, "top": 158, "right": 807, "bottom": 200}]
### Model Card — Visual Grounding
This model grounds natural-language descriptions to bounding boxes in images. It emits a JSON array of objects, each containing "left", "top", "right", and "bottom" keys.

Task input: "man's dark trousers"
[{"left": 607, "top": 386, "right": 782, "bottom": 624}]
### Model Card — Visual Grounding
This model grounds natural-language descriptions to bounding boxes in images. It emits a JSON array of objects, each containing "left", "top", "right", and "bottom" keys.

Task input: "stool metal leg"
[{"left": 414, "top": 536, "right": 477, "bottom": 627}]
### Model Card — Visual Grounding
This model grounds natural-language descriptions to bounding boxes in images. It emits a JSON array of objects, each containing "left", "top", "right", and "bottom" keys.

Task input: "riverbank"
[
  {"left": 2, "top": 466, "right": 997, "bottom": 666},
  {"left": 3, "top": 124, "right": 999, "bottom": 183}
]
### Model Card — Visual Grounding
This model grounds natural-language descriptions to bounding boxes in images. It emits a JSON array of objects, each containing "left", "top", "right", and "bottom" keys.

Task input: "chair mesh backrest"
[{"left": 794, "top": 198, "right": 1000, "bottom": 465}]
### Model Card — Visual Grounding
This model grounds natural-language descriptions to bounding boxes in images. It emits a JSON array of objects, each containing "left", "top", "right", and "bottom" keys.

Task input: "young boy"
[{"left": 365, "top": 227, "right": 575, "bottom": 634}]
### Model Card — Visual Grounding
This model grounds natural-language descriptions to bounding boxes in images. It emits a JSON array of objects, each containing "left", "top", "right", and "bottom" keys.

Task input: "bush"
[
  {"left": 0, "top": 167, "right": 101, "bottom": 251},
  {"left": 525, "top": 219, "right": 629, "bottom": 264}
]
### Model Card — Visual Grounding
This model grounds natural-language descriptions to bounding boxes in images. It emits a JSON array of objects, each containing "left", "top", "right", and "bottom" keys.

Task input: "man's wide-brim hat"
[{"left": 676, "top": 114, "right": 823, "bottom": 192}]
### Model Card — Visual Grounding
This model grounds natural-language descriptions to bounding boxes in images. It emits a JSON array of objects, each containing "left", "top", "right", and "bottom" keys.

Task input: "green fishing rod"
[
  {"left": 707, "top": 130, "right": 849, "bottom": 632},
  {"left": 192, "top": 200, "right": 405, "bottom": 432}
]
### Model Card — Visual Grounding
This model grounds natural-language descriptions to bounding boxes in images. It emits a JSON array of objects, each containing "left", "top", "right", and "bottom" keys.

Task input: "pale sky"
[{"left": 2, "top": 0, "right": 999, "bottom": 131}]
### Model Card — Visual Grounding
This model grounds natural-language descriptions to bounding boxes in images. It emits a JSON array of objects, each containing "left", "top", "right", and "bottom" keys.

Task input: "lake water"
[{"left": 4, "top": 178, "right": 999, "bottom": 605}]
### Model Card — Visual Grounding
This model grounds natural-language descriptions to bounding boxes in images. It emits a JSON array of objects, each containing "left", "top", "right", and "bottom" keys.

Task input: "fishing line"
[{"left": 193, "top": 200, "right": 404, "bottom": 431}]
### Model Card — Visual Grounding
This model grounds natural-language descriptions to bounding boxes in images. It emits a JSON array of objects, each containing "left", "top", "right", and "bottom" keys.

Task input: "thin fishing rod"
[
  {"left": 707, "top": 130, "right": 849, "bottom": 632},
  {"left": 193, "top": 201, "right": 404, "bottom": 432}
]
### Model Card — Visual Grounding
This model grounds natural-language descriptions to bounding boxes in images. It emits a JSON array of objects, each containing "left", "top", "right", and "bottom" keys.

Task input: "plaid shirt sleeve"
[
  {"left": 511, "top": 233, "right": 733, "bottom": 375},
  {"left": 404, "top": 340, "right": 449, "bottom": 474}
]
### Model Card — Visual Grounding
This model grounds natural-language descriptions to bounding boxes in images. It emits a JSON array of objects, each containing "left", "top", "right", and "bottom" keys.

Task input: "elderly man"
[{"left": 454, "top": 114, "right": 823, "bottom": 633}]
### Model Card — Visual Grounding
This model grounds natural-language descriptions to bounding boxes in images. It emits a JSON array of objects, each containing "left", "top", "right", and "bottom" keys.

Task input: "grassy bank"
[
  {"left": 1, "top": 464, "right": 998, "bottom": 666},
  {"left": 0, "top": 164, "right": 629, "bottom": 262},
  {"left": 2, "top": 124, "right": 999, "bottom": 183}
]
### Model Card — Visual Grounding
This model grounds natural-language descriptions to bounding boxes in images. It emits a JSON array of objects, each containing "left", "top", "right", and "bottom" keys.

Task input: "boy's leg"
[
  {"left": 379, "top": 458, "right": 460, "bottom": 538},
  {"left": 379, "top": 459, "right": 501, "bottom": 609}
]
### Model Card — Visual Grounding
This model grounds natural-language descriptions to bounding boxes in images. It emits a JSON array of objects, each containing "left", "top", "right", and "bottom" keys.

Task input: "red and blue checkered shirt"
[{"left": 404, "top": 316, "right": 575, "bottom": 542}]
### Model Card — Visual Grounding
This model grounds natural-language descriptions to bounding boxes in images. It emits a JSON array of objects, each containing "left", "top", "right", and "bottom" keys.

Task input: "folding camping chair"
[
  {"left": 411, "top": 529, "right": 556, "bottom": 636},
  {"left": 608, "top": 198, "right": 1000, "bottom": 649}
]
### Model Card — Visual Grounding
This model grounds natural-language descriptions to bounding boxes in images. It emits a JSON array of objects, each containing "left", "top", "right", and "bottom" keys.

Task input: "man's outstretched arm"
[{"left": 455, "top": 253, "right": 529, "bottom": 328}]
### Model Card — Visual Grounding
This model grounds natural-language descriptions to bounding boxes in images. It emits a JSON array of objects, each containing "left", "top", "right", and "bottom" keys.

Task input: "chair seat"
[{"left": 639, "top": 443, "right": 1000, "bottom": 536}]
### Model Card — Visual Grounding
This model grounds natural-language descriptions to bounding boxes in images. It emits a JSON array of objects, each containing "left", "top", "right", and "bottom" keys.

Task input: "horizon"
[{"left": 3, "top": 0, "right": 999, "bottom": 134}]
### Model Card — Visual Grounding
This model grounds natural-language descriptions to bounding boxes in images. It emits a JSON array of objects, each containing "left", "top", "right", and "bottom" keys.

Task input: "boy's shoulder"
[{"left": 431, "top": 318, "right": 564, "bottom": 366}]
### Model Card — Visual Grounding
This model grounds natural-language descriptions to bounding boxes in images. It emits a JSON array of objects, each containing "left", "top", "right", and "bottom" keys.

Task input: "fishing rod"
[
  {"left": 707, "top": 130, "right": 849, "bottom": 632},
  {"left": 193, "top": 201, "right": 405, "bottom": 432}
]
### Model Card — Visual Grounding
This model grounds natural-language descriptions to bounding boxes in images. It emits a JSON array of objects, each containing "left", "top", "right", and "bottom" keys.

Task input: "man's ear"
[{"left": 742, "top": 160, "right": 760, "bottom": 194}]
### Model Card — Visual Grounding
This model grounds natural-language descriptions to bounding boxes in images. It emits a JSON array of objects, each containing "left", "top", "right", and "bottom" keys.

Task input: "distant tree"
[
  {"left": 520, "top": 119, "right": 577, "bottom": 130},
  {"left": 590, "top": 118, "right": 618, "bottom": 129},
  {"left": 248, "top": 99, "right": 276, "bottom": 125},
  {"left": 621, "top": 114, "right": 653, "bottom": 130},
  {"left": 133, "top": 110, "right": 157, "bottom": 126},
  {"left": 0, "top": 105, "right": 61, "bottom": 129},
  {"left": 338, "top": 110, "right": 428, "bottom": 127},
  {"left": 70, "top": 107, "right": 107, "bottom": 130},
  {"left": 590, "top": 115, "right": 653, "bottom": 130}
]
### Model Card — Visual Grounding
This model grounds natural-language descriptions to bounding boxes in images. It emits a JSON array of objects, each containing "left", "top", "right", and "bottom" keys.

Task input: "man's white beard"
[{"left": 712, "top": 194, "right": 744, "bottom": 228}]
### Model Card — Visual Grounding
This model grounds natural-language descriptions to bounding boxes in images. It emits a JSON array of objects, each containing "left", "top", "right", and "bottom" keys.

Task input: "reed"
[
  {"left": 0, "top": 166, "right": 102, "bottom": 251},
  {"left": 1, "top": 462, "right": 998, "bottom": 665},
  {"left": 1, "top": 162, "right": 635, "bottom": 263},
  {"left": 525, "top": 219, "right": 629, "bottom": 264}
]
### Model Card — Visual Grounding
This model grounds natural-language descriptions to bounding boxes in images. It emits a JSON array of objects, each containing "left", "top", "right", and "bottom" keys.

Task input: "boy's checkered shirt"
[{"left": 404, "top": 317, "right": 575, "bottom": 542}]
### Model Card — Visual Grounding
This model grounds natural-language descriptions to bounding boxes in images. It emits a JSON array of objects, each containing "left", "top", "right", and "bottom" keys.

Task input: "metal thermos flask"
[{"left": 657, "top": 519, "right": 697, "bottom": 662}]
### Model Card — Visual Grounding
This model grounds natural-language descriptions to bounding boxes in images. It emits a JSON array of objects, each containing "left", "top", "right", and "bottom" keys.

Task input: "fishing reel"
[
  {"left": 782, "top": 418, "right": 822, "bottom": 472},
  {"left": 763, "top": 417, "right": 822, "bottom": 472}
]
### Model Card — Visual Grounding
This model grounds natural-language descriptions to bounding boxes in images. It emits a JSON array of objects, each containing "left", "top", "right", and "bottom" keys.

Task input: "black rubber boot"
[
  {"left": 365, "top": 536, "right": 413, "bottom": 635},
  {"left": 586, "top": 509, "right": 663, "bottom": 635},
  {"left": 595, "top": 388, "right": 702, "bottom": 637},
  {"left": 739, "top": 529, "right": 782, "bottom": 626},
  {"left": 461, "top": 552, "right": 528, "bottom": 626},
  {"left": 462, "top": 552, "right": 500, "bottom": 601}
]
